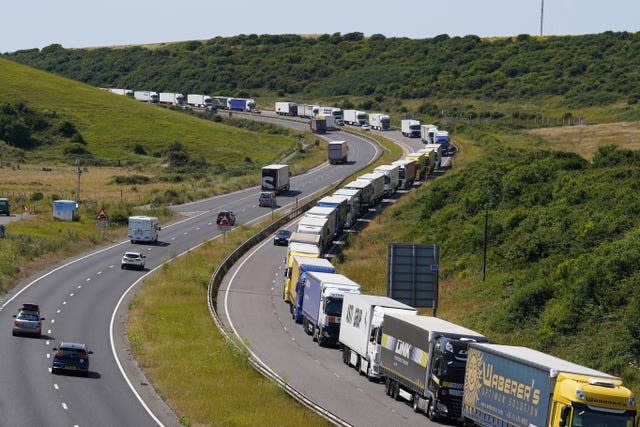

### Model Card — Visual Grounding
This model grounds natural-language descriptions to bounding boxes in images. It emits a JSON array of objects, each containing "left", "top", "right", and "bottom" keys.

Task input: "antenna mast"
[{"left": 540, "top": 0, "right": 544, "bottom": 36}]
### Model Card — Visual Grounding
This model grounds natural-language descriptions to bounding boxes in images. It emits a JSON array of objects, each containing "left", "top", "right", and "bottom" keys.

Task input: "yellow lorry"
[
  {"left": 282, "top": 242, "right": 320, "bottom": 303},
  {"left": 404, "top": 152, "right": 428, "bottom": 181}
]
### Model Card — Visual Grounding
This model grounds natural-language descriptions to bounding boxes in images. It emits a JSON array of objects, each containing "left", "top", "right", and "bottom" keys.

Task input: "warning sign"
[{"left": 96, "top": 208, "right": 109, "bottom": 228}]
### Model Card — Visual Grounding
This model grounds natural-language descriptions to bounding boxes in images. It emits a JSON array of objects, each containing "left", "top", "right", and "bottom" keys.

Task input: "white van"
[{"left": 128, "top": 216, "right": 161, "bottom": 243}]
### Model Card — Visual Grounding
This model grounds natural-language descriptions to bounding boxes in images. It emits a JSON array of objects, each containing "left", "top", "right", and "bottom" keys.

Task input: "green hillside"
[{"left": 0, "top": 57, "right": 301, "bottom": 168}]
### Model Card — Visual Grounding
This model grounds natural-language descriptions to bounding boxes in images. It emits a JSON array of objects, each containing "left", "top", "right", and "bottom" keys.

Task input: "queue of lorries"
[
  {"left": 103, "top": 88, "right": 258, "bottom": 112},
  {"left": 265, "top": 142, "right": 638, "bottom": 426}
]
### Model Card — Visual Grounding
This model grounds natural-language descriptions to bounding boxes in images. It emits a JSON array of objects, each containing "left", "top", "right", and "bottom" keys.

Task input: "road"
[{"left": 0, "top": 120, "right": 380, "bottom": 426}]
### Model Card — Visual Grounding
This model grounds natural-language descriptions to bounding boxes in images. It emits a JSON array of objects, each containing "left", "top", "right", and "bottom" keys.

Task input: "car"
[
  {"left": 121, "top": 251, "right": 146, "bottom": 270},
  {"left": 274, "top": 229, "right": 292, "bottom": 246},
  {"left": 361, "top": 124, "right": 371, "bottom": 131},
  {"left": 51, "top": 341, "right": 92, "bottom": 376},
  {"left": 258, "top": 191, "right": 276, "bottom": 208},
  {"left": 12, "top": 303, "right": 44, "bottom": 337},
  {"left": 216, "top": 210, "right": 236, "bottom": 226}
]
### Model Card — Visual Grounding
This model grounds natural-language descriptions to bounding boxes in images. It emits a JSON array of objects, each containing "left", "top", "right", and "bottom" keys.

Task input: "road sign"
[{"left": 96, "top": 208, "right": 109, "bottom": 228}]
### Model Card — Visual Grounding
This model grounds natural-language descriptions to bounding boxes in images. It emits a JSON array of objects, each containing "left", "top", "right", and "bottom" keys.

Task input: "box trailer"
[
  {"left": 344, "top": 109, "right": 367, "bottom": 126},
  {"left": 392, "top": 159, "right": 417, "bottom": 189},
  {"left": 328, "top": 140, "right": 349, "bottom": 164},
  {"left": 317, "top": 196, "right": 347, "bottom": 232},
  {"left": 357, "top": 172, "right": 385, "bottom": 205},
  {"left": 305, "top": 206, "right": 337, "bottom": 238},
  {"left": 401, "top": 119, "right": 421, "bottom": 138},
  {"left": 374, "top": 164, "right": 400, "bottom": 196},
  {"left": 261, "top": 164, "right": 290, "bottom": 194},
  {"left": 344, "top": 180, "right": 374, "bottom": 211},
  {"left": 285, "top": 256, "right": 335, "bottom": 322},
  {"left": 275, "top": 101, "right": 298, "bottom": 116},
  {"left": 297, "top": 216, "right": 331, "bottom": 253},
  {"left": 368, "top": 113, "right": 391, "bottom": 130},
  {"left": 333, "top": 188, "right": 363, "bottom": 219}
]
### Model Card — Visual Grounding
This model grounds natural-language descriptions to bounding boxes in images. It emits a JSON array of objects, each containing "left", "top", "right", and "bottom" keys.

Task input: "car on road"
[
  {"left": 216, "top": 210, "right": 236, "bottom": 226},
  {"left": 51, "top": 342, "right": 92, "bottom": 376},
  {"left": 0, "top": 198, "right": 9, "bottom": 215},
  {"left": 273, "top": 229, "right": 291, "bottom": 246},
  {"left": 361, "top": 124, "right": 371, "bottom": 131},
  {"left": 12, "top": 303, "right": 44, "bottom": 337},
  {"left": 121, "top": 251, "right": 146, "bottom": 270},
  {"left": 258, "top": 191, "right": 276, "bottom": 208}
]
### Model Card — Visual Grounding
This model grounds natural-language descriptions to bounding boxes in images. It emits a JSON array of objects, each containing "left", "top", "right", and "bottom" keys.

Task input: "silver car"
[
  {"left": 12, "top": 304, "right": 44, "bottom": 337},
  {"left": 121, "top": 251, "right": 146, "bottom": 270}
]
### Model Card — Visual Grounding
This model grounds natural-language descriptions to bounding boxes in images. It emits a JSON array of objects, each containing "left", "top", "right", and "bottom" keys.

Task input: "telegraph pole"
[
  {"left": 540, "top": 0, "right": 545, "bottom": 36},
  {"left": 75, "top": 159, "right": 82, "bottom": 202}
]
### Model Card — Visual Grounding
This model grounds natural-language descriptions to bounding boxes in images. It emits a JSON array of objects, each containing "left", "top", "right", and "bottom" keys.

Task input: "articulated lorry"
[
  {"left": 374, "top": 164, "right": 400, "bottom": 196},
  {"left": 283, "top": 242, "right": 321, "bottom": 302},
  {"left": 404, "top": 152, "right": 428, "bottom": 181},
  {"left": 328, "top": 140, "right": 349, "bottom": 164},
  {"left": 333, "top": 188, "right": 363, "bottom": 219},
  {"left": 310, "top": 117, "right": 326, "bottom": 134},
  {"left": 380, "top": 314, "right": 487, "bottom": 421},
  {"left": 462, "top": 343, "right": 638, "bottom": 427},
  {"left": 297, "top": 216, "right": 331, "bottom": 253},
  {"left": 421, "top": 124, "right": 438, "bottom": 144},
  {"left": 435, "top": 130, "right": 450, "bottom": 154},
  {"left": 227, "top": 97, "right": 256, "bottom": 111},
  {"left": 344, "top": 180, "right": 374, "bottom": 212},
  {"left": 134, "top": 91, "right": 159, "bottom": 103},
  {"left": 368, "top": 113, "right": 391, "bottom": 130},
  {"left": 107, "top": 88, "right": 133, "bottom": 97},
  {"left": 286, "top": 256, "right": 335, "bottom": 323},
  {"left": 305, "top": 206, "right": 338, "bottom": 238},
  {"left": 339, "top": 294, "right": 417, "bottom": 379},
  {"left": 187, "top": 94, "right": 213, "bottom": 108},
  {"left": 159, "top": 92, "right": 184, "bottom": 106},
  {"left": 401, "top": 119, "right": 421, "bottom": 137},
  {"left": 392, "top": 159, "right": 417, "bottom": 190},
  {"left": 344, "top": 109, "right": 367, "bottom": 126},
  {"left": 357, "top": 172, "right": 386, "bottom": 205},
  {"left": 298, "top": 104, "right": 319, "bottom": 118},
  {"left": 317, "top": 196, "right": 347, "bottom": 232},
  {"left": 128, "top": 216, "right": 161, "bottom": 243},
  {"left": 422, "top": 144, "right": 443, "bottom": 170},
  {"left": 301, "top": 272, "right": 361, "bottom": 346},
  {"left": 261, "top": 164, "right": 290, "bottom": 194},
  {"left": 275, "top": 101, "right": 298, "bottom": 116}
]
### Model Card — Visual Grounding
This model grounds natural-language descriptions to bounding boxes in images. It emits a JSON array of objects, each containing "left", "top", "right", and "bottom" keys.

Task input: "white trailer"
[
  {"left": 187, "top": 94, "right": 213, "bottom": 108},
  {"left": 159, "top": 92, "right": 184, "bottom": 106},
  {"left": 298, "top": 104, "right": 319, "bottom": 118},
  {"left": 368, "top": 113, "right": 390, "bottom": 130},
  {"left": 357, "top": 172, "right": 386, "bottom": 205},
  {"left": 374, "top": 164, "right": 400, "bottom": 196},
  {"left": 333, "top": 188, "right": 363, "bottom": 218},
  {"left": 261, "top": 164, "right": 290, "bottom": 194},
  {"left": 328, "top": 140, "right": 349, "bottom": 164},
  {"left": 422, "top": 144, "right": 443, "bottom": 169},
  {"left": 275, "top": 102, "right": 298, "bottom": 116},
  {"left": 128, "top": 215, "right": 161, "bottom": 243},
  {"left": 329, "top": 194, "right": 356, "bottom": 229},
  {"left": 339, "top": 294, "right": 417, "bottom": 379},
  {"left": 344, "top": 110, "right": 367, "bottom": 126},
  {"left": 420, "top": 124, "right": 438, "bottom": 143},
  {"left": 297, "top": 216, "right": 331, "bottom": 253},
  {"left": 305, "top": 206, "right": 337, "bottom": 238},
  {"left": 134, "top": 91, "right": 159, "bottom": 103},
  {"left": 107, "top": 88, "right": 133, "bottom": 97},
  {"left": 401, "top": 119, "right": 421, "bottom": 137}
]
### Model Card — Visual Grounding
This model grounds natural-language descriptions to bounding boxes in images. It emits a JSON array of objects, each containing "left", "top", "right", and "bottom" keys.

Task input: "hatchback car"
[
  {"left": 259, "top": 191, "right": 276, "bottom": 208},
  {"left": 121, "top": 251, "right": 146, "bottom": 270},
  {"left": 51, "top": 342, "right": 92, "bottom": 376},
  {"left": 216, "top": 210, "right": 236, "bottom": 226},
  {"left": 361, "top": 124, "right": 371, "bottom": 131},
  {"left": 274, "top": 229, "right": 292, "bottom": 246},
  {"left": 12, "top": 303, "right": 44, "bottom": 337}
]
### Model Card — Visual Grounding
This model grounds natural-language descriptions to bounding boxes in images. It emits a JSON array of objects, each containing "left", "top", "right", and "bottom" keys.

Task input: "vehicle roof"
[
  {"left": 343, "top": 293, "right": 416, "bottom": 311},
  {"left": 59, "top": 342, "right": 87, "bottom": 350},
  {"left": 386, "top": 314, "right": 486, "bottom": 339},
  {"left": 276, "top": 229, "right": 291, "bottom": 235},
  {"left": 124, "top": 251, "right": 143, "bottom": 256}
]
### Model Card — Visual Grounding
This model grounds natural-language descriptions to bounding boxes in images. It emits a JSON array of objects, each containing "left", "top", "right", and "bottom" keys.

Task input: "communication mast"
[{"left": 540, "top": 0, "right": 544, "bottom": 36}]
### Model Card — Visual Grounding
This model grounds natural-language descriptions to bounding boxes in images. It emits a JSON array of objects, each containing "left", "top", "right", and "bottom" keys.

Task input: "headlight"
[{"left": 445, "top": 341, "right": 454, "bottom": 353}]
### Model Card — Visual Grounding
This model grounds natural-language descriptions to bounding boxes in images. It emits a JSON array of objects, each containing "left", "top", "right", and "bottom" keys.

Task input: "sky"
[{"left": 2, "top": 0, "right": 639, "bottom": 53}]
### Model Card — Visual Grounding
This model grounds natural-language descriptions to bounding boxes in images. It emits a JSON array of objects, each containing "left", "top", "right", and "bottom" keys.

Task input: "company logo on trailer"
[{"left": 395, "top": 339, "right": 411, "bottom": 358}]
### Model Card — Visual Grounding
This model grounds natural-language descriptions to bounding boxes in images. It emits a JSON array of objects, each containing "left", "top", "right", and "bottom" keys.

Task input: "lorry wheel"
[
  {"left": 302, "top": 317, "right": 312, "bottom": 335},
  {"left": 392, "top": 381, "right": 401, "bottom": 401},
  {"left": 342, "top": 347, "right": 349, "bottom": 365},
  {"left": 356, "top": 356, "right": 362, "bottom": 375},
  {"left": 427, "top": 399, "right": 438, "bottom": 421},
  {"left": 385, "top": 378, "right": 392, "bottom": 396},
  {"left": 412, "top": 394, "right": 421, "bottom": 413}
]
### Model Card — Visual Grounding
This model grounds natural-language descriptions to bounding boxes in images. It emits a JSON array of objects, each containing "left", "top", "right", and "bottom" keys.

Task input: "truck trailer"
[
  {"left": 283, "top": 242, "right": 321, "bottom": 302},
  {"left": 344, "top": 180, "right": 374, "bottom": 211},
  {"left": 261, "top": 164, "right": 290, "bottom": 194},
  {"left": 286, "top": 256, "right": 335, "bottom": 322},
  {"left": 462, "top": 343, "right": 638, "bottom": 427},
  {"left": 301, "top": 272, "right": 361, "bottom": 346},
  {"left": 275, "top": 101, "right": 298, "bottom": 116},
  {"left": 380, "top": 314, "right": 487, "bottom": 421},
  {"left": 317, "top": 196, "right": 347, "bottom": 232},
  {"left": 296, "top": 216, "right": 331, "bottom": 253},
  {"left": 401, "top": 119, "right": 421, "bottom": 138},
  {"left": 339, "top": 294, "right": 417, "bottom": 380},
  {"left": 368, "top": 113, "right": 391, "bottom": 130},
  {"left": 333, "top": 188, "right": 363, "bottom": 218},
  {"left": 328, "top": 140, "right": 349, "bottom": 164},
  {"left": 107, "top": 88, "right": 133, "bottom": 97},
  {"left": 374, "top": 164, "right": 400, "bottom": 196},
  {"left": 305, "top": 206, "right": 337, "bottom": 238},
  {"left": 298, "top": 104, "right": 319, "bottom": 118},
  {"left": 227, "top": 97, "right": 256, "bottom": 111},
  {"left": 159, "top": 92, "right": 184, "bottom": 106},
  {"left": 310, "top": 117, "right": 326, "bottom": 134},
  {"left": 392, "top": 159, "right": 417, "bottom": 189},
  {"left": 357, "top": 172, "right": 386, "bottom": 205},
  {"left": 404, "top": 152, "right": 428, "bottom": 181},
  {"left": 187, "top": 94, "right": 213, "bottom": 109},
  {"left": 134, "top": 91, "right": 159, "bottom": 103},
  {"left": 420, "top": 124, "right": 438, "bottom": 144},
  {"left": 344, "top": 109, "right": 367, "bottom": 126}
]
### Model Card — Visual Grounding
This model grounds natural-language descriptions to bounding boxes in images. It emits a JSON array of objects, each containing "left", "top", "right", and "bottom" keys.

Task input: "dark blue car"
[{"left": 51, "top": 342, "right": 92, "bottom": 376}]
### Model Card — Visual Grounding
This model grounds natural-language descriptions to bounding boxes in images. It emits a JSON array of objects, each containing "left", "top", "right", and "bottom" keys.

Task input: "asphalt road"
[{"left": 0, "top": 122, "right": 380, "bottom": 426}]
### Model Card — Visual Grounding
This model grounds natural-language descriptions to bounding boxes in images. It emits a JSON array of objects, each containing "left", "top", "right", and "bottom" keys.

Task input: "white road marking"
[
  {"left": 63, "top": 301, "right": 67, "bottom": 305},
  {"left": 97, "top": 271, "right": 102, "bottom": 275},
  {"left": 51, "top": 319, "right": 55, "bottom": 323},
  {"left": 46, "top": 353, "right": 50, "bottom": 359},
  {"left": 54, "top": 384, "right": 59, "bottom": 390},
  {"left": 61, "top": 402, "right": 68, "bottom": 410},
  {"left": 69, "top": 293, "right": 74, "bottom": 297},
  {"left": 57, "top": 309, "right": 61, "bottom": 313}
]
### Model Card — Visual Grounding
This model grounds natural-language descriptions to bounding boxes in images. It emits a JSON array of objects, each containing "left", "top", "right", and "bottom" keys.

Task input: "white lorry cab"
[{"left": 128, "top": 215, "right": 161, "bottom": 243}]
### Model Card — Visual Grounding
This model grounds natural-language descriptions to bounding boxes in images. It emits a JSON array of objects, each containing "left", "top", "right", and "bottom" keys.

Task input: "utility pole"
[
  {"left": 482, "top": 210, "right": 488, "bottom": 282},
  {"left": 540, "top": 0, "right": 545, "bottom": 36},
  {"left": 75, "top": 159, "right": 82, "bottom": 202}
]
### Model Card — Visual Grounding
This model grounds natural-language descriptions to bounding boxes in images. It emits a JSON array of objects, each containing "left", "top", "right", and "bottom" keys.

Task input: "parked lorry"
[
  {"left": 159, "top": 92, "right": 184, "bottom": 106},
  {"left": 227, "top": 97, "right": 256, "bottom": 111},
  {"left": 283, "top": 242, "right": 321, "bottom": 302},
  {"left": 404, "top": 152, "right": 428, "bottom": 181},
  {"left": 462, "top": 343, "right": 638, "bottom": 427},
  {"left": 289, "top": 231, "right": 321, "bottom": 248},
  {"left": 368, "top": 113, "right": 391, "bottom": 130},
  {"left": 333, "top": 188, "right": 363, "bottom": 218},
  {"left": 211, "top": 96, "right": 230, "bottom": 110},
  {"left": 420, "top": 124, "right": 438, "bottom": 144},
  {"left": 305, "top": 206, "right": 337, "bottom": 238},
  {"left": 435, "top": 130, "right": 450, "bottom": 153},
  {"left": 297, "top": 216, "right": 331, "bottom": 253},
  {"left": 374, "top": 164, "right": 400, "bottom": 196},
  {"left": 301, "top": 272, "right": 361, "bottom": 346},
  {"left": 286, "top": 256, "right": 335, "bottom": 322},
  {"left": 417, "top": 147, "right": 437, "bottom": 175},
  {"left": 134, "top": 91, "right": 159, "bottom": 103},
  {"left": 328, "top": 140, "right": 349, "bottom": 164},
  {"left": 380, "top": 314, "right": 487, "bottom": 421},
  {"left": 187, "top": 94, "right": 213, "bottom": 109},
  {"left": 392, "top": 159, "right": 417, "bottom": 190},
  {"left": 261, "top": 164, "right": 290, "bottom": 194},
  {"left": 275, "top": 102, "right": 298, "bottom": 116},
  {"left": 401, "top": 119, "right": 421, "bottom": 138},
  {"left": 339, "top": 294, "right": 417, "bottom": 379},
  {"left": 422, "top": 144, "right": 443, "bottom": 170},
  {"left": 299, "top": 104, "right": 319, "bottom": 118},
  {"left": 344, "top": 109, "right": 367, "bottom": 126},
  {"left": 344, "top": 180, "right": 374, "bottom": 211},
  {"left": 357, "top": 172, "right": 386, "bottom": 205},
  {"left": 310, "top": 117, "right": 326, "bottom": 134},
  {"left": 107, "top": 88, "right": 133, "bottom": 97},
  {"left": 128, "top": 215, "right": 161, "bottom": 243},
  {"left": 317, "top": 196, "right": 347, "bottom": 232}
]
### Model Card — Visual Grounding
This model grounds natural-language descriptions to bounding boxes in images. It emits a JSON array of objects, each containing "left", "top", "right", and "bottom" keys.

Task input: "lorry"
[
  {"left": 401, "top": 119, "right": 421, "bottom": 138},
  {"left": 283, "top": 242, "right": 321, "bottom": 302},
  {"left": 107, "top": 88, "right": 133, "bottom": 97},
  {"left": 159, "top": 92, "right": 184, "bottom": 106},
  {"left": 275, "top": 102, "right": 298, "bottom": 116},
  {"left": 310, "top": 117, "right": 326, "bottom": 134},
  {"left": 187, "top": 94, "right": 213, "bottom": 109},
  {"left": 227, "top": 97, "right": 256, "bottom": 111},
  {"left": 435, "top": 130, "right": 450, "bottom": 154},
  {"left": 420, "top": 124, "right": 438, "bottom": 144},
  {"left": 286, "top": 256, "right": 335, "bottom": 322},
  {"left": 374, "top": 164, "right": 400, "bottom": 196},
  {"left": 210, "top": 96, "right": 230, "bottom": 110},
  {"left": 319, "top": 106, "right": 343, "bottom": 125},
  {"left": 368, "top": 113, "right": 391, "bottom": 131},
  {"left": 339, "top": 294, "right": 417, "bottom": 380},
  {"left": 417, "top": 147, "right": 437, "bottom": 175},
  {"left": 344, "top": 180, "right": 374, "bottom": 211},
  {"left": 392, "top": 159, "right": 417, "bottom": 189},
  {"left": 298, "top": 104, "right": 319, "bottom": 118},
  {"left": 333, "top": 188, "right": 363, "bottom": 218},
  {"left": 301, "top": 272, "right": 361, "bottom": 346},
  {"left": 128, "top": 216, "right": 161, "bottom": 243},
  {"left": 289, "top": 231, "right": 321, "bottom": 248},
  {"left": 261, "top": 164, "right": 290, "bottom": 194},
  {"left": 305, "top": 206, "right": 337, "bottom": 238},
  {"left": 319, "top": 114, "right": 336, "bottom": 130},
  {"left": 328, "top": 140, "right": 349, "bottom": 164},
  {"left": 357, "top": 172, "right": 386, "bottom": 205},
  {"left": 134, "top": 91, "right": 159, "bottom": 103},
  {"left": 317, "top": 196, "right": 347, "bottom": 232},
  {"left": 404, "top": 152, "right": 428, "bottom": 181},
  {"left": 462, "top": 343, "right": 638, "bottom": 427},
  {"left": 344, "top": 110, "right": 367, "bottom": 126},
  {"left": 380, "top": 314, "right": 487, "bottom": 422},
  {"left": 297, "top": 216, "right": 331, "bottom": 253},
  {"left": 422, "top": 144, "right": 443, "bottom": 170}
]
